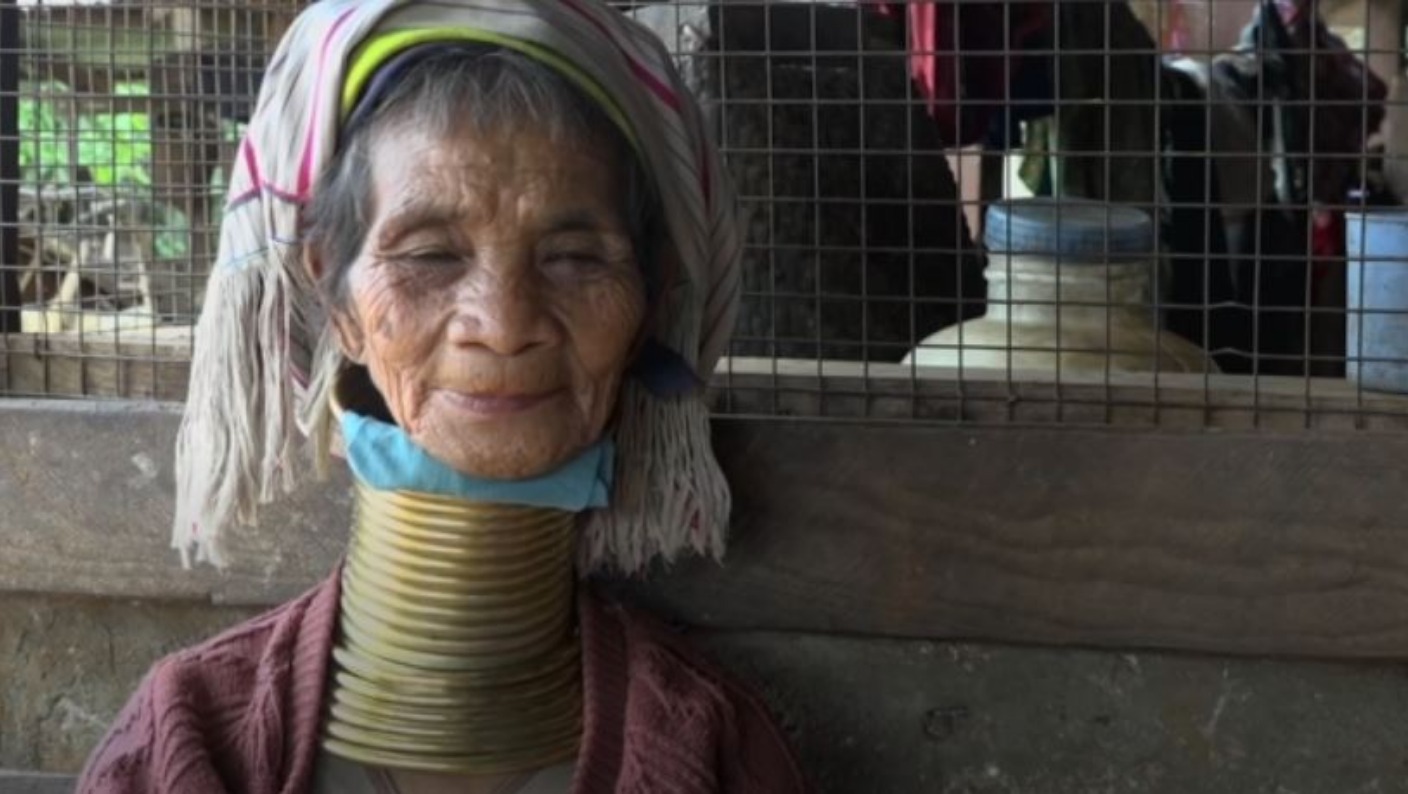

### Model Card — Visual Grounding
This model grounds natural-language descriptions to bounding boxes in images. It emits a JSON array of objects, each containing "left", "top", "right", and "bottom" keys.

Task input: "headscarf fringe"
[
  {"left": 171, "top": 262, "right": 308, "bottom": 568},
  {"left": 302, "top": 331, "right": 343, "bottom": 480},
  {"left": 580, "top": 382, "right": 729, "bottom": 575}
]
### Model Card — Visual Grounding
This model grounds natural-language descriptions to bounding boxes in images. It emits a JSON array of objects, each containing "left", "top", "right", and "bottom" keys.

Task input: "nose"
[{"left": 446, "top": 263, "right": 558, "bottom": 356}]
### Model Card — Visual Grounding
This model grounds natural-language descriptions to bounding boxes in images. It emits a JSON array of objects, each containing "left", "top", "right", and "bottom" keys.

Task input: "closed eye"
[
  {"left": 401, "top": 250, "right": 462, "bottom": 267},
  {"left": 544, "top": 252, "right": 605, "bottom": 269}
]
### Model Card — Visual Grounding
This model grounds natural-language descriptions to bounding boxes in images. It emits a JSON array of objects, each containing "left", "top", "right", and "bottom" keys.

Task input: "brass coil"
[{"left": 322, "top": 482, "right": 583, "bottom": 775}]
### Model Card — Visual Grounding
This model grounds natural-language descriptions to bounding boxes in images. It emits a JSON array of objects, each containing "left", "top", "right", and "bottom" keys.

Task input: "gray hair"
[{"left": 303, "top": 46, "right": 661, "bottom": 310}]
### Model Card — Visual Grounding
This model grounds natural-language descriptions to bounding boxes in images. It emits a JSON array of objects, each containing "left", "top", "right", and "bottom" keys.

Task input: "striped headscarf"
[{"left": 173, "top": 0, "right": 741, "bottom": 574}]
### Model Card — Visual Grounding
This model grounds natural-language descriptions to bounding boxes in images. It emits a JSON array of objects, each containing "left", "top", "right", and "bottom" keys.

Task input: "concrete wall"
[
  {"left": 0, "top": 595, "right": 256, "bottom": 774},
  {"left": 8, "top": 401, "right": 1408, "bottom": 791},
  {"left": 7, "top": 593, "right": 1408, "bottom": 792}
]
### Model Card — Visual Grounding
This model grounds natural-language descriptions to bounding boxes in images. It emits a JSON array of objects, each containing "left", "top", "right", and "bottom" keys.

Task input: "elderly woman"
[{"left": 76, "top": 1, "right": 804, "bottom": 792}]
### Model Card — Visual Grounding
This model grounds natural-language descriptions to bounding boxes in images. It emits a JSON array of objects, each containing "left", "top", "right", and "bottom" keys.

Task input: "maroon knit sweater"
[{"left": 76, "top": 571, "right": 806, "bottom": 793}]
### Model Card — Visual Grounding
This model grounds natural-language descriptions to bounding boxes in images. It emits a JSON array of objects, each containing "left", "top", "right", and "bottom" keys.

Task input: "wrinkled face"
[{"left": 323, "top": 120, "right": 646, "bottom": 480}]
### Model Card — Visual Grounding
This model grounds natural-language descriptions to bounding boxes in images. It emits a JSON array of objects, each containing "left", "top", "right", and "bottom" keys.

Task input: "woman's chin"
[
  {"left": 417, "top": 425, "right": 589, "bottom": 483},
  {"left": 432, "top": 387, "right": 568, "bottom": 421}
]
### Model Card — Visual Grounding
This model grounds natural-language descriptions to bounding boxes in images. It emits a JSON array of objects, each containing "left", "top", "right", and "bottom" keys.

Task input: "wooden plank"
[
  {"left": 8, "top": 331, "right": 1408, "bottom": 432},
  {"left": 718, "top": 355, "right": 1408, "bottom": 404},
  {"left": 1, "top": 328, "right": 191, "bottom": 399},
  {"left": 623, "top": 420, "right": 1408, "bottom": 659},
  {"left": 7, "top": 401, "right": 1408, "bottom": 659},
  {"left": 0, "top": 400, "right": 347, "bottom": 607},
  {"left": 712, "top": 356, "right": 1408, "bottom": 432}
]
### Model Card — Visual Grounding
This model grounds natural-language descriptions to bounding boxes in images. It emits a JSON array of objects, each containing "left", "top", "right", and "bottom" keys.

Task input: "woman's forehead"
[
  {"left": 374, "top": 120, "right": 618, "bottom": 185},
  {"left": 367, "top": 126, "right": 627, "bottom": 233}
]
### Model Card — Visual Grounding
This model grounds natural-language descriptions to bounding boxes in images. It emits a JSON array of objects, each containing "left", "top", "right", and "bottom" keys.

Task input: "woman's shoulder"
[
  {"left": 580, "top": 588, "right": 808, "bottom": 793},
  {"left": 76, "top": 573, "right": 342, "bottom": 794},
  {"left": 148, "top": 571, "right": 340, "bottom": 698}
]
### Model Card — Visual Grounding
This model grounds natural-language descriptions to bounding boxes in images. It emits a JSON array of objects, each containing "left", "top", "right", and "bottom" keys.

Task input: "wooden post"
[
  {"left": 1366, "top": 0, "right": 1402, "bottom": 85},
  {"left": 0, "top": 0, "right": 21, "bottom": 334},
  {"left": 946, "top": 146, "right": 1004, "bottom": 246}
]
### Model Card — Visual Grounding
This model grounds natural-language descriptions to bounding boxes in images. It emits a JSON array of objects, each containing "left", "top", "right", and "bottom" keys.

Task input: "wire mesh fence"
[
  {"left": 2, "top": 0, "right": 1407, "bottom": 432},
  {"left": 0, "top": 0, "right": 289, "bottom": 397}
]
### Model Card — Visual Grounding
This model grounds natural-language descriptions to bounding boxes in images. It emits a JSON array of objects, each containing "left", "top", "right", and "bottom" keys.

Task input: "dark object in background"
[
  {"left": 713, "top": 4, "right": 986, "bottom": 362},
  {"left": 873, "top": 1, "right": 1052, "bottom": 149},
  {"left": 1190, "top": 0, "right": 1387, "bottom": 376},
  {"left": 1159, "top": 62, "right": 1256, "bottom": 376}
]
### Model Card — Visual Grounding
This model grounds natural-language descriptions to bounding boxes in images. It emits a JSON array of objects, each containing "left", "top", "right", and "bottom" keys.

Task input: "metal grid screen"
[
  {"left": 0, "top": 0, "right": 289, "bottom": 398},
  {"left": 3, "top": 0, "right": 1407, "bottom": 432}
]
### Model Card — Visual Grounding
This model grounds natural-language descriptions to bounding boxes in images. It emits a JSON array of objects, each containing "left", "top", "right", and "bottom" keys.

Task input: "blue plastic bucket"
[{"left": 1347, "top": 209, "right": 1408, "bottom": 393}]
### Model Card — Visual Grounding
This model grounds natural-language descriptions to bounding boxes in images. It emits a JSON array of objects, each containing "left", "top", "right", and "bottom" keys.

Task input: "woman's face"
[{"left": 325, "top": 119, "right": 646, "bottom": 480}]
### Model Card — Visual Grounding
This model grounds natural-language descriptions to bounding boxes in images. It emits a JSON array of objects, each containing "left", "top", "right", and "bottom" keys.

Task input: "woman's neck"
[{"left": 321, "top": 480, "right": 584, "bottom": 776}]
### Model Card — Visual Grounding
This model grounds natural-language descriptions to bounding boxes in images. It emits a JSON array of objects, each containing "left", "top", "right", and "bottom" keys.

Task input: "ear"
[
  {"left": 331, "top": 311, "right": 367, "bottom": 365},
  {"left": 305, "top": 249, "right": 366, "bottom": 364},
  {"left": 303, "top": 243, "right": 327, "bottom": 284},
  {"left": 305, "top": 245, "right": 366, "bottom": 363}
]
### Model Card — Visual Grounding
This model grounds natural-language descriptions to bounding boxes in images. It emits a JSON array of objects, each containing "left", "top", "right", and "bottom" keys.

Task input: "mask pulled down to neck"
[{"left": 338, "top": 408, "right": 615, "bottom": 512}]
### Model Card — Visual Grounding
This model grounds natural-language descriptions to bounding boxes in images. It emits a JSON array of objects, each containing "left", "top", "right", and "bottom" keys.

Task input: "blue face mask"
[{"left": 339, "top": 410, "right": 614, "bottom": 511}]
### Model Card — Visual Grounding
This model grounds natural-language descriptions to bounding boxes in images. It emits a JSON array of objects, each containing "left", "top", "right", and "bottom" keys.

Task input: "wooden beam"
[
  {"left": 1366, "top": 0, "right": 1403, "bottom": 84},
  {"left": 946, "top": 145, "right": 998, "bottom": 246},
  {"left": 0, "top": 400, "right": 349, "bottom": 606},
  {"left": 1, "top": 0, "right": 21, "bottom": 335},
  {"left": 8, "top": 331, "right": 1408, "bottom": 432},
  {"left": 622, "top": 420, "right": 1408, "bottom": 659},
  {"left": 711, "top": 357, "right": 1408, "bottom": 432},
  {"left": 7, "top": 401, "right": 1408, "bottom": 660},
  {"left": 1, "top": 327, "right": 192, "bottom": 399}
]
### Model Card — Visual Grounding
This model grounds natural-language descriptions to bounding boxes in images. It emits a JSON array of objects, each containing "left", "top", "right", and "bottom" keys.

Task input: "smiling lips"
[{"left": 435, "top": 387, "right": 564, "bottom": 417}]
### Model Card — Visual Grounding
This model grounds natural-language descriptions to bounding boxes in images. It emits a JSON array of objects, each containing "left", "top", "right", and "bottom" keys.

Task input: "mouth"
[{"left": 434, "top": 388, "right": 565, "bottom": 418}]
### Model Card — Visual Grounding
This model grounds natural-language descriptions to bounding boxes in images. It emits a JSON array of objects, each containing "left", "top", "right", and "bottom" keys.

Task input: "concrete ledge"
[
  {"left": 9, "top": 400, "right": 1408, "bottom": 660},
  {"left": 0, "top": 399, "right": 348, "bottom": 606},
  {"left": 0, "top": 771, "right": 79, "bottom": 794}
]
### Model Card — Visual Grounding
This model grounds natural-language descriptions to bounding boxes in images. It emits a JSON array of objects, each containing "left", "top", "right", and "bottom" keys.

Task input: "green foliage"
[
  {"left": 17, "top": 80, "right": 71, "bottom": 185},
  {"left": 20, "top": 80, "right": 156, "bottom": 187},
  {"left": 79, "top": 84, "right": 154, "bottom": 187},
  {"left": 19, "top": 81, "right": 195, "bottom": 261}
]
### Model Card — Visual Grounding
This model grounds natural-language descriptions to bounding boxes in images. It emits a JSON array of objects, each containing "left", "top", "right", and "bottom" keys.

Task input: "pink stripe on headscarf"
[
  {"left": 242, "top": 136, "right": 263, "bottom": 186},
  {"left": 297, "top": 6, "right": 359, "bottom": 197},
  {"left": 239, "top": 133, "right": 308, "bottom": 206},
  {"left": 698, "top": 138, "right": 712, "bottom": 208}
]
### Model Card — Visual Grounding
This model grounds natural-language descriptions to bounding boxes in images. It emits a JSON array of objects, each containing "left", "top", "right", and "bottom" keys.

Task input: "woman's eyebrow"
[
  {"left": 373, "top": 203, "right": 626, "bottom": 248},
  {"left": 376, "top": 200, "right": 463, "bottom": 247},
  {"left": 541, "top": 208, "right": 625, "bottom": 236}
]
